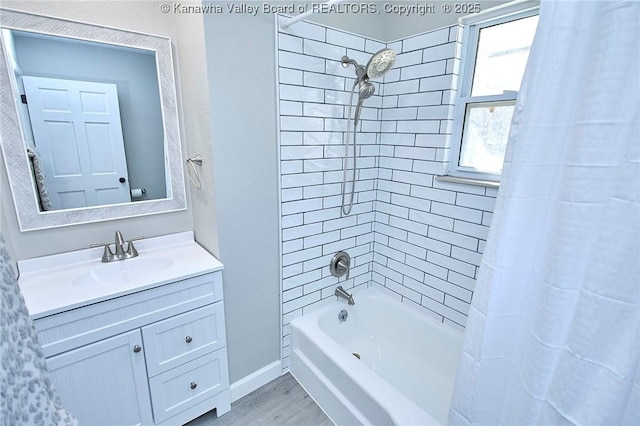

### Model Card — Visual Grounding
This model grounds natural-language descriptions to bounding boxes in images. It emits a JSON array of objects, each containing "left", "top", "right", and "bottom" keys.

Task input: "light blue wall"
[
  {"left": 14, "top": 33, "right": 166, "bottom": 200},
  {"left": 203, "top": 11, "right": 282, "bottom": 384}
]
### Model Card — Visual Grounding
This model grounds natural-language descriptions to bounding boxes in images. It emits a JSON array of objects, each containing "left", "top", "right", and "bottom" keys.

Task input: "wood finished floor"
[{"left": 185, "top": 373, "right": 334, "bottom": 426}]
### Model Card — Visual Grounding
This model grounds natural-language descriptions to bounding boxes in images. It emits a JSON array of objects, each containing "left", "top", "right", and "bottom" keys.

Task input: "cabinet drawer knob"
[
  {"left": 190, "top": 381, "right": 197, "bottom": 390},
  {"left": 133, "top": 345, "right": 142, "bottom": 353},
  {"left": 185, "top": 336, "right": 193, "bottom": 343}
]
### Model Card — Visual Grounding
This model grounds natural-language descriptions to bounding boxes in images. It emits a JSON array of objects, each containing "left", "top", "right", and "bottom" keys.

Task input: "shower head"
[
  {"left": 341, "top": 48, "right": 396, "bottom": 83},
  {"left": 341, "top": 49, "right": 396, "bottom": 127},
  {"left": 365, "top": 48, "right": 397, "bottom": 80}
]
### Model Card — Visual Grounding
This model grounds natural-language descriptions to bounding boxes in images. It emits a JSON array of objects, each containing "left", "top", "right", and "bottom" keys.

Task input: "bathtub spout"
[{"left": 335, "top": 286, "right": 355, "bottom": 305}]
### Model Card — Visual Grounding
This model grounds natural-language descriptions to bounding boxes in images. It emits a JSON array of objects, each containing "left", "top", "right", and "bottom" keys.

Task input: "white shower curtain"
[{"left": 449, "top": 1, "right": 639, "bottom": 425}]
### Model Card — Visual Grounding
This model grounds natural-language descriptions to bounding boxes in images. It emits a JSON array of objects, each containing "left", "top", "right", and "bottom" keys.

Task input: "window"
[{"left": 448, "top": 1, "right": 539, "bottom": 182}]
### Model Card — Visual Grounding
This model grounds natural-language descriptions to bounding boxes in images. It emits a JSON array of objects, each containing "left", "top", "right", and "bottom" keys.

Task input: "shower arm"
[{"left": 341, "top": 56, "right": 368, "bottom": 83}]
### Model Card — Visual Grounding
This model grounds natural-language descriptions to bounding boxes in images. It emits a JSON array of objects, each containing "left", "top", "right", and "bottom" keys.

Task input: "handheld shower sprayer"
[
  {"left": 340, "top": 48, "right": 396, "bottom": 216},
  {"left": 354, "top": 80, "right": 375, "bottom": 124}
]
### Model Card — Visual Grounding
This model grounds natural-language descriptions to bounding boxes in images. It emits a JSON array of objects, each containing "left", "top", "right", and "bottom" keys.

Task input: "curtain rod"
[{"left": 280, "top": 0, "right": 347, "bottom": 29}]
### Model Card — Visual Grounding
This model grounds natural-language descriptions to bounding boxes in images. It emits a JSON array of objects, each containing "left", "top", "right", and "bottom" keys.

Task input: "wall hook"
[
  {"left": 186, "top": 155, "right": 202, "bottom": 189},
  {"left": 187, "top": 154, "right": 202, "bottom": 167}
]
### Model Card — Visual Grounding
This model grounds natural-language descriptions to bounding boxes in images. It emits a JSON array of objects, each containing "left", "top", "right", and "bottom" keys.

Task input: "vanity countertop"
[{"left": 18, "top": 231, "right": 223, "bottom": 319}]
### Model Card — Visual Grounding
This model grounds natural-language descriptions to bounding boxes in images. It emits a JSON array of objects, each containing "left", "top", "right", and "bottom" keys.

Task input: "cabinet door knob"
[
  {"left": 190, "top": 381, "right": 197, "bottom": 390},
  {"left": 133, "top": 345, "right": 142, "bottom": 353},
  {"left": 185, "top": 336, "right": 193, "bottom": 343}
]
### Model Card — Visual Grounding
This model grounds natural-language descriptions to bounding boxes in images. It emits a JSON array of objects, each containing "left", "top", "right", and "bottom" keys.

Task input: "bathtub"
[{"left": 290, "top": 286, "right": 463, "bottom": 425}]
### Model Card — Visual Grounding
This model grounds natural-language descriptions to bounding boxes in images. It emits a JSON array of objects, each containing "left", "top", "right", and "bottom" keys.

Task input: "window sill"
[{"left": 436, "top": 174, "right": 500, "bottom": 188}]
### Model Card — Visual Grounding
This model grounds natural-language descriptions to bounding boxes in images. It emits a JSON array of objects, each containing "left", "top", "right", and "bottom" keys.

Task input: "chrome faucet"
[
  {"left": 335, "top": 286, "right": 355, "bottom": 305},
  {"left": 91, "top": 231, "right": 144, "bottom": 263}
]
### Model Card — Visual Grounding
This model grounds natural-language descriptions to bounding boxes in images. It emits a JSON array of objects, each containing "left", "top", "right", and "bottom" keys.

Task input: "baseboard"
[{"left": 230, "top": 360, "right": 283, "bottom": 402}]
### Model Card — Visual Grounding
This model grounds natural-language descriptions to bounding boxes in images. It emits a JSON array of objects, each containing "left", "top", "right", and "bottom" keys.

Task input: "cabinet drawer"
[
  {"left": 142, "top": 302, "right": 226, "bottom": 376},
  {"left": 34, "top": 272, "right": 223, "bottom": 358},
  {"left": 149, "top": 348, "right": 230, "bottom": 424}
]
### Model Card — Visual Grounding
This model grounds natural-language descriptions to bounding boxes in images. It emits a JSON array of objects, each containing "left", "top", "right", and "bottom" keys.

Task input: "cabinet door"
[{"left": 46, "top": 329, "right": 153, "bottom": 426}]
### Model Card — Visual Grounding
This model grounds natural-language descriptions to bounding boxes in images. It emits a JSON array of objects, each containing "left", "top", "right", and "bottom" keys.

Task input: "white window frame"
[{"left": 446, "top": 0, "right": 540, "bottom": 183}]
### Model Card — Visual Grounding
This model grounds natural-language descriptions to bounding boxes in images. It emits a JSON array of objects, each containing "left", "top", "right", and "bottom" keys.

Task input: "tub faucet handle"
[
  {"left": 337, "top": 258, "right": 350, "bottom": 280},
  {"left": 330, "top": 251, "right": 351, "bottom": 280}
]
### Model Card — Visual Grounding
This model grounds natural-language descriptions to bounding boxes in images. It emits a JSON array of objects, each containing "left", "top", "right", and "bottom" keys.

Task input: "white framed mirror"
[{"left": 0, "top": 8, "right": 186, "bottom": 231}]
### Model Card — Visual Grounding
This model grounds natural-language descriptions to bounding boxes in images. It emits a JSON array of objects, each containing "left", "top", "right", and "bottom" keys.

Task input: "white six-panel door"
[{"left": 22, "top": 76, "right": 131, "bottom": 209}]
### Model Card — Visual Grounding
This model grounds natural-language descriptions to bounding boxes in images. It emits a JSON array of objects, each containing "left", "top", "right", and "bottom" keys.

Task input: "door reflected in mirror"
[{"left": 4, "top": 29, "right": 166, "bottom": 211}]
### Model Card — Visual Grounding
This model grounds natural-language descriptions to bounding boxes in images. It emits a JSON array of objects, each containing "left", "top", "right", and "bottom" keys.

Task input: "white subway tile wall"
[
  {"left": 278, "top": 20, "right": 379, "bottom": 368},
  {"left": 278, "top": 18, "right": 497, "bottom": 366}
]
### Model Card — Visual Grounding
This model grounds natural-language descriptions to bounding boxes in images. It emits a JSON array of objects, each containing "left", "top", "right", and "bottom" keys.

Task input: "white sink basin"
[
  {"left": 18, "top": 232, "right": 224, "bottom": 319},
  {"left": 73, "top": 257, "right": 174, "bottom": 287}
]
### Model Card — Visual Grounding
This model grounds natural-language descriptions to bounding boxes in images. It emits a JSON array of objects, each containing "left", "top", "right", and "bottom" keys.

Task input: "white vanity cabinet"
[{"left": 31, "top": 271, "right": 231, "bottom": 426}]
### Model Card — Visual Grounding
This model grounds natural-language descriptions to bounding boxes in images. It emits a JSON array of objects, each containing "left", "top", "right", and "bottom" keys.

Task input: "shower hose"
[{"left": 341, "top": 80, "right": 359, "bottom": 216}]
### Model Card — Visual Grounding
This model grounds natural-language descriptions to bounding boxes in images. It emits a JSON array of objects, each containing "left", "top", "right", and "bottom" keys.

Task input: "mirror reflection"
[{"left": 3, "top": 29, "right": 167, "bottom": 211}]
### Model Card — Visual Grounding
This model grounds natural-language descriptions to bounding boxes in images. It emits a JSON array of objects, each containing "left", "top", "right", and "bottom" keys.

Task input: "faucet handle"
[
  {"left": 337, "top": 258, "right": 350, "bottom": 280},
  {"left": 330, "top": 251, "right": 351, "bottom": 280},
  {"left": 90, "top": 243, "right": 114, "bottom": 263},
  {"left": 126, "top": 236, "right": 144, "bottom": 257}
]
